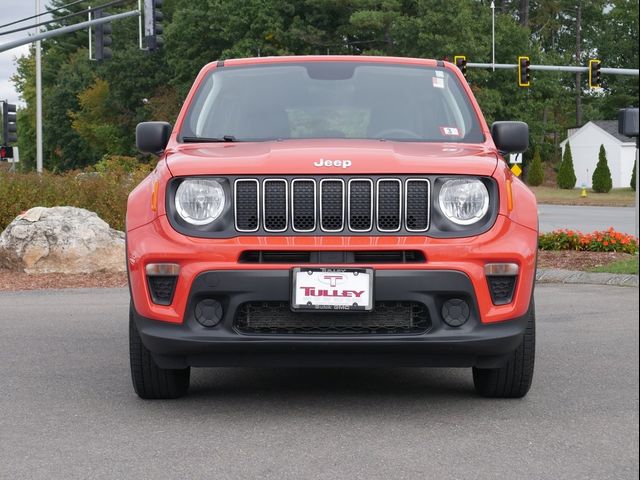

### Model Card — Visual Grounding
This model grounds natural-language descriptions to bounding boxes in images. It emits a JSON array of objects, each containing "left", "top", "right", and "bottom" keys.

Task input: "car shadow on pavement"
[{"left": 183, "top": 367, "right": 477, "bottom": 403}]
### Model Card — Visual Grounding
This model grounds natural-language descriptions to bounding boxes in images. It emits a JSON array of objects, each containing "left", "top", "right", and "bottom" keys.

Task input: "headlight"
[
  {"left": 438, "top": 178, "right": 489, "bottom": 225},
  {"left": 175, "top": 178, "right": 225, "bottom": 225}
]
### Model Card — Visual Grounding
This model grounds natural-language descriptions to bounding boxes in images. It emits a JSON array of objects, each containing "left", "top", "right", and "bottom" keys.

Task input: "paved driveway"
[
  {"left": 538, "top": 204, "right": 636, "bottom": 234},
  {"left": 0, "top": 284, "right": 638, "bottom": 480}
]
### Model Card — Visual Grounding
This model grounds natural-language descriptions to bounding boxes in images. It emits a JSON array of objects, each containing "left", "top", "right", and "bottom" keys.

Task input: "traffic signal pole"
[
  {"left": 0, "top": 10, "right": 140, "bottom": 54},
  {"left": 465, "top": 62, "right": 639, "bottom": 76},
  {"left": 0, "top": 8, "right": 140, "bottom": 172}
]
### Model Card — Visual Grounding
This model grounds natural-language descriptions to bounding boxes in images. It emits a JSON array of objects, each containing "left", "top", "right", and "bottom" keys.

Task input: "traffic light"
[
  {"left": 94, "top": 8, "right": 113, "bottom": 61},
  {"left": 589, "top": 59, "right": 602, "bottom": 89},
  {"left": 454, "top": 55, "right": 467, "bottom": 78},
  {"left": 518, "top": 56, "right": 530, "bottom": 87},
  {"left": 0, "top": 145, "right": 14, "bottom": 159},
  {"left": 144, "top": 0, "right": 164, "bottom": 51},
  {"left": 2, "top": 101, "right": 18, "bottom": 145}
]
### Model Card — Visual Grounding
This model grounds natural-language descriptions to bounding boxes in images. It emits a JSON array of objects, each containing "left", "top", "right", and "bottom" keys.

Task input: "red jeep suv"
[{"left": 127, "top": 56, "right": 537, "bottom": 399}]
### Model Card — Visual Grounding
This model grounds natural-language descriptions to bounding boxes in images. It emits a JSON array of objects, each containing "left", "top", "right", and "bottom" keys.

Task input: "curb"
[{"left": 536, "top": 268, "right": 638, "bottom": 287}]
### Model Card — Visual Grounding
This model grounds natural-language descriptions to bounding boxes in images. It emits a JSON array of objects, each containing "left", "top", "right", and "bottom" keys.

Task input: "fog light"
[
  {"left": 442, "top": 298, "right": 470, "bottom": 327},
  {"left": 195, "top": 299, "right": 223, "bottom": 327}
]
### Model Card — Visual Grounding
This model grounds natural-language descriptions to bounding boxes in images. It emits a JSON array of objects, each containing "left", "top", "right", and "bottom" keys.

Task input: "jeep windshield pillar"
[{"left": 127, "top": 56, "right": 537, "bottom": 399}]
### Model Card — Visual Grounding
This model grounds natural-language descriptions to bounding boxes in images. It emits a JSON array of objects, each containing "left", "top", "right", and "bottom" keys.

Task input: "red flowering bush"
[{"left": 539, "top": 228, "right": 638, "bottom": 254}]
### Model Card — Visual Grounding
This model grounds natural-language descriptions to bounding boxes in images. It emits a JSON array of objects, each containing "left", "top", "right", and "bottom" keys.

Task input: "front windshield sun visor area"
[{"left": 179, "top": 62, "right": 484, "bottom": 144}]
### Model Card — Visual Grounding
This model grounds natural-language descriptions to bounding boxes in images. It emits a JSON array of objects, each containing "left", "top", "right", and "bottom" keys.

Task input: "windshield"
[{"left": 180, "top": 62, "right": 484, "bottom": 143}]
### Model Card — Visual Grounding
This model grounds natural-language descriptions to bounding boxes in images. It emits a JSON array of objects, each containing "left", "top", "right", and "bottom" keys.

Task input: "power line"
[
  {"left": 0, "top": 0, "right": 134, "bottom": 37},
  {"left": 0, "top": 0, "right": 86, "bottom": 30}
]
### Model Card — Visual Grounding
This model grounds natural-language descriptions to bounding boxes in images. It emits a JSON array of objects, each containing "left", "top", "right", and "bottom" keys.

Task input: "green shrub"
[
  {"left": 94, "top": 155, "right": 143, "bottom": 175},
  {"left": 631, "top": 159, "right": 637, "bottom": 191},
  {"left": 557, "top": 142, "right": 577, "bottom": 189},
  {"left": 527, "top": 147, "right": 544, "bottom": 186},
  {"left": 0, "top": 156, "right": 153, "bottom": 232},
  {"left": 591, "top": 145, "right": 612, "bottom": 193}
]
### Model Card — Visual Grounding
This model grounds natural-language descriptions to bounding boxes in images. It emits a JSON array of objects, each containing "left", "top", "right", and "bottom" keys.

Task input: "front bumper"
[
  {"left": 127, "top": 214, "right": 538, "bottom": 325},
  {"left": 132, "top": 269, "right": 530, "bottom": 369}
]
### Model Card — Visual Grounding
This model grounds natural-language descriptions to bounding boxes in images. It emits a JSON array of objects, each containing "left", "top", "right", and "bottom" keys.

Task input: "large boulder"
[{"left": 0, "top": 207, "right": 125, "bottom": 274}]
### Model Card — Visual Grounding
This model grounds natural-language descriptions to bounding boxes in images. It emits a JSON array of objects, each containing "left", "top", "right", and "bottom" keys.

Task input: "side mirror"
[
  {"left": 491, "top": 121, "right": 529, "bottom": 154},
  {"left": 136, "top": 122, "right": 172, "bottom": 155},
  {"left": 618, "top": 108, "right": 639, "bottom": 137}
]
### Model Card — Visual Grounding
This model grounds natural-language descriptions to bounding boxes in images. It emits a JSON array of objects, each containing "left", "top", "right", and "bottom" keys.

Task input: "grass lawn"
[
  {"left": 530, "top": 186, "right": 636, "bottom": 207},
  {"left": 589, "top": 257, "right": 639, "bottom": 274}
]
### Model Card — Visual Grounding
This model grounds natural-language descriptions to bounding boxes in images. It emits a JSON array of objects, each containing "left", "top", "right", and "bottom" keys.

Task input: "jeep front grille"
[{"left": 234, "top": 177, "right": 430, "bottom": 234}]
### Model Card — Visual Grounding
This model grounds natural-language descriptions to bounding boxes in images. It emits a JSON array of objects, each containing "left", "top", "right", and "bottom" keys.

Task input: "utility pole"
[
  {"left": 491, "top": 1, "right": 495, "bottom": 72},
  {"left": 575, "top": 2, "right": 582, "bottom": 127},
  {"left": 618, "top": 108, "right": 639, "bottom": 239},
  {"left": 35, "top": 0, "right": 43, "bottom": 173}
]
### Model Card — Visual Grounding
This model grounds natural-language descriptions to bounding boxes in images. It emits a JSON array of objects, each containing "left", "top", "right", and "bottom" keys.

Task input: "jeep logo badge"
[{"left": 314, "top": 158, "right": 352, "bottom": 168}]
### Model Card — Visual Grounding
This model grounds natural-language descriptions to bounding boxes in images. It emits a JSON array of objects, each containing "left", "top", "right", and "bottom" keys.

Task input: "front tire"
[
  {"left": 129, "top": 304, "right": 190, "bottom": 399},
  {"left": 473, "top": 300, "right": 535, "bottom": 398}
]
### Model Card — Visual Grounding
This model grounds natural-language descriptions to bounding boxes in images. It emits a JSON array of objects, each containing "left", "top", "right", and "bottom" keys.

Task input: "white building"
[{"left": 560, "top": 120, "right": 636, "bottom": 189}]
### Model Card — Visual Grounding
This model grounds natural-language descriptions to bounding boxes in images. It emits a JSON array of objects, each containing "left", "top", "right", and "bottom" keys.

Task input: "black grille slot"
[
  {"left": 234, "top": 180, "right": 259, "bottom": 231},
  {"left": 377, "top": 180, "right": 401, "bottom": 231},
  {"left": 321, "top": 180, "right": 344, "bottom": 231},
  {"left": 487, "top": 276, "right": 517, "bottom": 305},
  {"left": 405, "top": 180, "right": 430, "bottom": 231},
  {"left": 353, "top": 250, "right": 426, "bottom": 263},
  {"left": 349, "top": 180, "right": 373, "bottom": 231},
  {"left": 147, "top": 276, "right": 177, "bottom": 306},
  {"left": 292, "top": 180, "right": 316, "bottom": 231},
  {"left": 234, "top": 301, "right": 431, "bottom": 335},
  {"left": 238, "top": 250, "right": 426, "bottom": 264},
  {"left": 263, "top": 180, "right": 287, "bottom": 231},
  {"left": 239, "top": 251, "right": 312, "bottom": 263}
]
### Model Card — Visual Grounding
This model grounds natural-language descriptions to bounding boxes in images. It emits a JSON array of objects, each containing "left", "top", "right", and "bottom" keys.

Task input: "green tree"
[
  {"left": 591, "top": 144, "right": 612, "bottom": 192},
  {"left": 527, "top": 147, "right": 544, "bottom": 186},
  {"left": 557, "top": 142, "right": 577, "bottom": 189},
  {"left": 8, "top": 0, "right": 640, "bottom": 172},
  {"left": 631, "top": 159, "right": 636, "bottom": 191},
  {"left": 69, "top": 77, "right": 125, "bottom": 155}
]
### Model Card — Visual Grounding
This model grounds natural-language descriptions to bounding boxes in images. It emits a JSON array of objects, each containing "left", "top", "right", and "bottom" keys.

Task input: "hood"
[{"left": 164, "top": 139, "right": 498, "bottom": 177}]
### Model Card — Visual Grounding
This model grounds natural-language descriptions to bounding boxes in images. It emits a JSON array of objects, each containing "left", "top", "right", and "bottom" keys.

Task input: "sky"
[{"left": 0, "top": 0, "right": 48, "bottom": 106}]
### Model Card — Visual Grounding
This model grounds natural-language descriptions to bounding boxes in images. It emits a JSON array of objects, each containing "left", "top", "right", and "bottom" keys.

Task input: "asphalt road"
[
  {"left": 538, "top": 204, "right": 636, "bottom": 234},
  {"left": 1, "top": 285, "right": 638, "bottom": 480}
]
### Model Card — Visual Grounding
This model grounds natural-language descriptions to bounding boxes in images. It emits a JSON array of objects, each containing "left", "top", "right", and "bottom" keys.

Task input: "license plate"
[{"left": 291, "top": 268, "right": 374, "bottom": 311}]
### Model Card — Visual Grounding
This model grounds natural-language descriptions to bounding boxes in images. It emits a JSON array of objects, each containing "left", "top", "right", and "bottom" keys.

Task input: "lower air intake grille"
[
  {"left": 234, "top": 301, "right": 431, "bottom": 335},
  {"left": 487, "top": 276, "right": 517, "bottom": 305}
]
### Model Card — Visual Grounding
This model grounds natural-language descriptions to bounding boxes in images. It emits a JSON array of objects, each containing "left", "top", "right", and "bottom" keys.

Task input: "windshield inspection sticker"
[
  {"left": 435, "top": 70, "right": 444, "bottom": 78},
  {"left": 440, "top": 126, "right": 461, "bottom": 136},
  {"left": 432, "top": 77, "right": 445, "bottom": 89}
]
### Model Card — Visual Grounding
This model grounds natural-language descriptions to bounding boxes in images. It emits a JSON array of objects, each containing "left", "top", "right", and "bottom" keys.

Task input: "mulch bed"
[
  {"left": 0, "top": 251, "right": 636, "bottom": 292},
  {"left": 537, "top": 250, "right": 635, "bottom": 271},
  {"left": 0, "top": 270, "right": 127, "bottom": 291}
]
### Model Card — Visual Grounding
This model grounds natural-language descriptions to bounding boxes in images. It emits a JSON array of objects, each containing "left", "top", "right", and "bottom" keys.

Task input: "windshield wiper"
[{"left": 182, "top": 135, "right": 238, "bottom": 143}]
